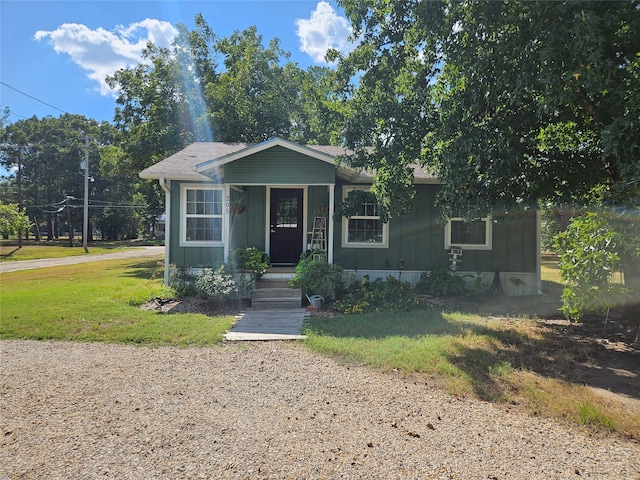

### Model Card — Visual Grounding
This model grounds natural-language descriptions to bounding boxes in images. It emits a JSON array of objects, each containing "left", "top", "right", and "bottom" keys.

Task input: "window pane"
[
  {"left": 451, "top": 220, "right": 486, "bottom": 245},
  {"left": 186, "top": 217, "right": 222, "bottom": 242},
  {"left": 186, "top": 189, "right": 223, "bottom": 217},
  {"left": 348, "top": 218, "right": 383, "bottom": 243},
  {"left": 213, "top": 190, "right": 222, "bottom": 215},
  {"left": 277, "top": 196, "right": 298, "bottom": 228}
]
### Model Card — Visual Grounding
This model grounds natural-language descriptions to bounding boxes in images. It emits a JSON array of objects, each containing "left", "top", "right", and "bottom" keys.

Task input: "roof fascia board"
[{"left": 139, "top": 172, "right": 218, "bottom": 182}]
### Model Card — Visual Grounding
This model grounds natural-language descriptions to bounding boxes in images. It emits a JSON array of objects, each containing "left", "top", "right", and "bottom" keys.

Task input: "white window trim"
[
  {"left": 179, "top": 184, "right": 225, "bottom": 247},
  {"left": 341, "top": 186, "right": 389, "bottom": 249},
  {"left": 444, "top": 217, "right": 492, "bottom": 250}
]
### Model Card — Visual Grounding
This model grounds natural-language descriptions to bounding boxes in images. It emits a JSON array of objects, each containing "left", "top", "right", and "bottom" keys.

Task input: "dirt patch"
[
  {"left": 141, "top": 297, "right": 249, "bottom": 317},
  {"left": 431, "top": 286, "right": 640, "bottom": 412}
]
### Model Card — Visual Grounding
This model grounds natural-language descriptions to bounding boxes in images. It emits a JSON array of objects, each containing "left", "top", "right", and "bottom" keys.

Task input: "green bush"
[
  {"left": 555, "top": 212, "right": 630, "bottom": 320},
  {"left": 195, "top": 264, "right": 252, "bottom": 305},
  {"left": 0, "top": 202, "right": 31, "bottom": 239},
  {"left": 416, "top": 269, "right": 468, "bottom": 296},
  {"left": 168, "top": 264, "right": 198, "bottom": 296},
  {"left": 332, "top": 275, "right": 426, "bottom": 315},
  {"left": 229, "top": 246, "right": 270, "bottom": 279},
  {"left": 289, "top": 253, "right": 347, "bottom": 300}
]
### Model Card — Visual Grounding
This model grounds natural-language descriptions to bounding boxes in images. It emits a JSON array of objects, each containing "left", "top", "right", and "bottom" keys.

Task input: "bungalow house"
[{"left": 139, "top": 137, "right": 541, "bottom": 295}]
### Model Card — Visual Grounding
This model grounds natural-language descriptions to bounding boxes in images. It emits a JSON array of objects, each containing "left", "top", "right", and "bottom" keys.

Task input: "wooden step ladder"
[{"left": 308, "top": 216, "right": 327, "bottom": 254}]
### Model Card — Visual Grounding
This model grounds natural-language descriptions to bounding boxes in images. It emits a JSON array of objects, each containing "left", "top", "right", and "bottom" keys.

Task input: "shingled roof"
[{"left": 139, "top": 139, "right": 438, "bottom": 183}]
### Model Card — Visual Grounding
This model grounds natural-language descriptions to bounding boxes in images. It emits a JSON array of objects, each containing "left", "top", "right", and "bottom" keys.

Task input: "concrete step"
[
  {"left": 251, "top": 298, "right": 302, "bottom": 309},
  {"left": 252, "top": 278, "right": 301, "bottom": 309},
  {"left": 252, "top": 289, "right": 301, "bottom": 300}
]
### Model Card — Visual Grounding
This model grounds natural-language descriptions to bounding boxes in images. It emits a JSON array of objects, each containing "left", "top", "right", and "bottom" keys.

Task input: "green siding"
[
  {"left": 333, "top": 183, "right": 537, "bottom": 274},
  {"left": 229, "top": 186, "right": 267, "bottom": 251},
  {"left": 168, "top": 177, "right": 537, "bottom": 273},
  {"left": 307, "top": 185, "right": 330, "bottom": 233},
  {"left": 225, "top": 146, "right": 335, "bottom": 184}
]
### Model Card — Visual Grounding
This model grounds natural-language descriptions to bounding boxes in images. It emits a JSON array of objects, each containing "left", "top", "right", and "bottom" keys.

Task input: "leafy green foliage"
[
  {"left": 168, "top": 264, "right": 198, "bottom": 297},
  {"left": 416, "top": 269, "right": 468, "bottom": 296},
  {"left": 229, "top": 246, "right": 270, "bottom": 279},
  {"left": 289, "top": 253, "right": 347, "bottom": 300},
  {"left": 555, "top": 212, "right": 630, "bottom": 320},
  {"left": 0, "top": 115, "right": 117, "bottom": 239},
  {"left": 0, "top": 203, "right": 31, "bottom": 239},
  {"left": 336, "top": 1, "right": 640, "bottom": 216},
  {"left": 333, "top": 188, "right": 390, "bottom": 223},
  {"left": 332, "top": 275, "right": 426, "bottom": 315},
  {"left": 106, "top": 16, "right": 346, "bottom": 215}
]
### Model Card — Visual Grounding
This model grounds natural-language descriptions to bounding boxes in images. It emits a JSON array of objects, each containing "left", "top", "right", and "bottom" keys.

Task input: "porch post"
[
  {"left": 328, "top": 183, "right": 335, "bottom": 264},
  {"left": 159, "top": 178, "right": 171, "bottom": 285},
  {"left": 223, "top": 183, "right": 231, "bottom": 262}
]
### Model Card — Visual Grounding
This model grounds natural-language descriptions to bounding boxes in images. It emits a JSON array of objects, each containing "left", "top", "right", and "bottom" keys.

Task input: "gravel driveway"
[{"left": 1, "top": 340, "right": 638, "bottom": 479}]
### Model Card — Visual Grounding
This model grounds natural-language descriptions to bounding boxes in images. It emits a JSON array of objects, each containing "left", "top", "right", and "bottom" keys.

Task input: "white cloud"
[
  {"left": 35, "top": 19, "right": 178, "bottom": 96},
  {"left": 296, "top": 1, "right": 354, "bottom": 64}
]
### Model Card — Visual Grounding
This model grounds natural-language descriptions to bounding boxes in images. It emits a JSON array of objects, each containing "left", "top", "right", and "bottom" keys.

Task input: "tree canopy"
[
  {"left": 0, "top": 114, "right": 142, "bottom": 241},
  {"left": 335, "top": 0, "right": 640, "bottom": 217},
  {"left": 105, "top": 15, "right": 346, "bottom": 222}
]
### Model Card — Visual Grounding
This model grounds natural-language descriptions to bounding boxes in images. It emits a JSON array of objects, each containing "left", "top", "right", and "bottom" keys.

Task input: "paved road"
[{"left": 0, "top": 246, "right": 164, "bottom": 273}]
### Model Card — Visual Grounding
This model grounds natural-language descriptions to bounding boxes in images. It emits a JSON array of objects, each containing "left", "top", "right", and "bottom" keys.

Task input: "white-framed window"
[
  {"left": 180, "top": 184, "right": 223, "bottom": 246},
  {"left": 341, "top": 186, "right": 389, "bottom": 248},
  {"left": 444, "top": 201, "right": 492, "bottom": 250}
]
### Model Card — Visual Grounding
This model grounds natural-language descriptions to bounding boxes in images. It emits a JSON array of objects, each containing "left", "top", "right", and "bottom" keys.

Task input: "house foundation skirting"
[{"left": 343, "top": 270, "right": 540, "bottom": 296}]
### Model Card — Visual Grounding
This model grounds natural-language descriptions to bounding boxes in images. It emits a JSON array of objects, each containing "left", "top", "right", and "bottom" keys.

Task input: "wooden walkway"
[{"left": 223, "top": 308, "right": 309, "bottom": 341}]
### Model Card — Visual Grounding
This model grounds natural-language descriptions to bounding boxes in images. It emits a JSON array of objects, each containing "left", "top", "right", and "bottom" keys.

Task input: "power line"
[{"left": 0, "top": 81, "right": 68, "bottom": 115}]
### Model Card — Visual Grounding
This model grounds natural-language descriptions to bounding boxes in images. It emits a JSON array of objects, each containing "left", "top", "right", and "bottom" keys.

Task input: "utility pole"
[{"left": 82, "top": 134, "right": 89, "bottom": 253}]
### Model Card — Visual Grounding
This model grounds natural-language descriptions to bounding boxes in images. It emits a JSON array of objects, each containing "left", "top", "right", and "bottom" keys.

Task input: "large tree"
[
  {"left": 0, "top": 114, "right": 112, "bottom": 238},
  {"left": 107, "top": 15, "right": 345, "bottom": 222},
  {"left": 335, "top": 0, "right": 639, "bottom": 212},
  {"left": 335, "top": 0, "right": 640, "bottom": 318}
]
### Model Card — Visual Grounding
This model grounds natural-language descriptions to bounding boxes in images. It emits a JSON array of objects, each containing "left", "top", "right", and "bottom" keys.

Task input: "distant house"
[
  {"left": 140, "top": 137, "right": 541, "bottom": 295},
  {"left": 153, "top": 214, "right": 166, "bottom": 238}
]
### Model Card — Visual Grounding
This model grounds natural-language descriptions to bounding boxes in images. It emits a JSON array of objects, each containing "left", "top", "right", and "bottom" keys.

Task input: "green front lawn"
[{"left": 0, "top": 258, "right": 233, "bottom": 345}]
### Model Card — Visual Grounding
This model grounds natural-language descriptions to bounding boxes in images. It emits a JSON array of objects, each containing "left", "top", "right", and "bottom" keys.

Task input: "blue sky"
[{"left": 1, "top": 0, "right": 354, "bottom": 124}]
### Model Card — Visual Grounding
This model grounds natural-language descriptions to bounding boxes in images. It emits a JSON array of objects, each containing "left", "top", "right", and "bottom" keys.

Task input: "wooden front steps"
[{"left": 251, "top": 277, "right": 301, "bottom": 309}]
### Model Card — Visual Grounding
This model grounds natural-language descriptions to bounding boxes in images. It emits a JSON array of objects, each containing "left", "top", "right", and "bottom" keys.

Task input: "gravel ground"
[{"left": 1, "top": 340, "right": 639, "bottom": 480}]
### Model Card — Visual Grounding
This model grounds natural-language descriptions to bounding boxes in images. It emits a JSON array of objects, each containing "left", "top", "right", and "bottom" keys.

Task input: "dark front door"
[{"left": 270, "top": 188, "right": 303, "bottom": 265}]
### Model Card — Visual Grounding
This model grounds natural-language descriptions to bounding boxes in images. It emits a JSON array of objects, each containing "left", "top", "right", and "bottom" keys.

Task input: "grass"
[
  {"left": 1, "top": 247, "right": 636, "bottom": 439},
  {"left": 0, "top": 238, "right": 163, "bottom": 261},
  {"left": 304, "top": 260, "right": 640, "bottom": 440},
  {"left": 0, "top": 258, "right": 234, "bottom": 346}
]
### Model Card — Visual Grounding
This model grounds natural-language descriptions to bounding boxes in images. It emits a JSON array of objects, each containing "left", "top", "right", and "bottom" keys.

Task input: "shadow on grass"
[
  {"left": 0, "top": 246, "right": 21, "bottom": 258},
  {"left": 306, "top": 307, "right": 640, "bottom": 405},
  {"left": 113, "top": 259, "right": 164, "bottom": 280}
]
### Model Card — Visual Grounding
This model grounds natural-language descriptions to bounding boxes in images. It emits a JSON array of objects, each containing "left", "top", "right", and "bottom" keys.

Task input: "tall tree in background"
[
  {"left": 335, "top": 0, "right": 639, "bottom": 319},
  {"left": 0, "top": 114, "right": 111, "bottom": 238},
  {"left": 108, "top": 15, "right": 345, "bottom": 224},
  {"left": 206, "top": 26, "right": 299, "bottom": 142}
]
